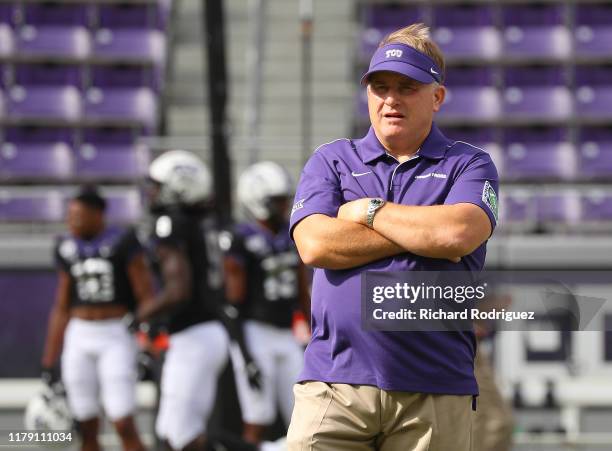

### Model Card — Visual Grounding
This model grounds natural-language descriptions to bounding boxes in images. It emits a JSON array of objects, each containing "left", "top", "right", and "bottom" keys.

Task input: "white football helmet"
[
  {"left": 24, "top": 385, "right": 73, "bottom": 431},
  {"left": 237, "top": 161, "right": 293, "bottom": 221},
  {"left": 148, "top": 150, "right": 213, "bottom": 207}
]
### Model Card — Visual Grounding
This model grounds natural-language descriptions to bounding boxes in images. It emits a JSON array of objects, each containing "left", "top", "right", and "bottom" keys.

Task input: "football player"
[
  {"left": 41, "top": 186, "right": 155, "bottom": 451},
  {"left": 222, "top": 161, "right": 310, "bottom": 445},
  {"left": 136, "top": 150, "right": 229, "bottom": 451}
]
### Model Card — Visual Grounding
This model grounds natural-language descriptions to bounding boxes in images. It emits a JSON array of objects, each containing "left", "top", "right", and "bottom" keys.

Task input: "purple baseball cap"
[{"left": 360, "top": 43, "right": 443, "bottom": 85}]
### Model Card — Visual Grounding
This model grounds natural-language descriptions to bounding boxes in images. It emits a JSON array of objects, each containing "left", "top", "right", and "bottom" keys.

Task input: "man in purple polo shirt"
[{"left": 287, "top": 23, "right": 499, "bottom": 451}]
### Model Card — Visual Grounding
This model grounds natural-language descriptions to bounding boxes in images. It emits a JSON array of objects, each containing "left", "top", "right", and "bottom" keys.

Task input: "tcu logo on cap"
[{"left": 385, "top": 49, "right": 403, "bottom": 58}]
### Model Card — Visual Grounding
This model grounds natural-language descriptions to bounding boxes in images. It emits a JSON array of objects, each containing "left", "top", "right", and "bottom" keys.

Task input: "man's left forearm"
[{"left": 372, "top": 202, "right": 491, "bottom": 259}]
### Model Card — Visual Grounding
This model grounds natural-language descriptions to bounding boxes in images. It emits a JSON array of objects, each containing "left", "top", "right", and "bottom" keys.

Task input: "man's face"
[
  {"left": 367, "top": 71, "right": 445, "bottom": 150},
  {"left": 66, "top": 200, "right": 103, "bottom": 239}
]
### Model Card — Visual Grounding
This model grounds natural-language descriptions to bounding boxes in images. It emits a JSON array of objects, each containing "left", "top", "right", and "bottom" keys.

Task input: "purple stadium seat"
[
  {"left": 7, "top": 85, "right": 81, "bottom": 120},
  {"left": 0, "top": 142, "right": 74, "bottom": 180},
  {"left": 502, "top": 5, "right": 570, "bottom": 59},
  {"left": 91, "top": 65, "right": 161, "bottom": 93},
  {"left": 503, "top": 67, "right": 572, "bottom": 120},
  {"left": 575, "top": 4, "right": 612, "bottom": 57},
  {"left": 0, "top": 64, "right": 6, "bottom": 89},
  {"left": 580, "top": 190, "right": 612, "bottom": 222},
  {"left": 16, "top": 26, "right": 91, "bottom": 59},
  {"left": 359, "top": 4, "right": 424, "bottom": 60},
  {"left": 93, "top": 29, "right": 166, "bottom": 66},
  {"left": 433, "top": 5, "right": 500, "bottom": 61},
  {"left": 575, "top": 66, "right": 612, "bottom": 120},
  {"left": 362, "top": 4, "right": 424, "bottom": 28},
  {"left": 0, "top": 189, "right": 64, "bottom": 222},
  {"left": 535, "top": 191, "right": 580, "bottom": 226},
  {"left": 503, "top": 142, "right": 576, "bottom": 181},
  {"left": 0, "top": 23, "right": 14, "bottom": 57},
  {"left": 97, "top": 2, "right": 169, "bottom": 30},
  {"left": 83, "top": 87, "right": 158, "bottom": 133},
  {"left": 0, "top": 3, "right": 14, "bottom": 25},
  {"left": 438, "top": 87, "right": 500, "bottom": 123},
  {"left": 75, "top": 143, "right": 150, "bottom": 180},
  {"left": 434, "top": 27, "right": 501, "bottom": 61},
  {"left": 82, "top": 127, "right": 139, "bottom": 145},
  {"left": 14, "top": 63, "right": 83, "bottom": 87},
  {"left": 578, "top": 128, "right": 612, "bottom": 179},
  {"left": 4, "top": 126, "right": 78, "bottom": 146},
  {"left": 104, "top": 189, "right": 142, "bottom": 224},
  {"left": 22, "top": 3, "right": 90, "bottom": 26},
  {"left": 438, "top": 67, "right": 500, "bottom": 123},
  {"left": 499, "top": 190, "right": 537, "bottom": 231},
  {"left": 504, "top": 26, "right": 570, "bottom": 59}
]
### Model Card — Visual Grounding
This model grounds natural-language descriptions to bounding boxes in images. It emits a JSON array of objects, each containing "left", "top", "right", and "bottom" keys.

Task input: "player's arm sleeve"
[
  {"left": 120, "top": 227, "right": 146, "bottom": 263},
  {"left": 289, "top": 150, "right": 342, "bottom": 239},
  {"left": 53, "top": 238, "right": 71, "bottom": 272},
  {"left": 444, "top": 152, "right": 500, "bottom": 233}
]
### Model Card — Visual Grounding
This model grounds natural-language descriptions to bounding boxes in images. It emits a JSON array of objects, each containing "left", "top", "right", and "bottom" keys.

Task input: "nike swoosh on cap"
[
  {"left": 430, "top": 68, "right": 439, "bottom": 75},
  {"left": 351, "top": 171, "right": 372, "bottom": 177}
]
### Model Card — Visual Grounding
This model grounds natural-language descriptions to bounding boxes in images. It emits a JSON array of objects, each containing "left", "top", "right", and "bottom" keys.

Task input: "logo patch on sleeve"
[
  {"left": 482, "top": 181, "right": 498, "bottom": 221},
  {"left": 291, "top": 199, "right": 305, "bottom": 217}
]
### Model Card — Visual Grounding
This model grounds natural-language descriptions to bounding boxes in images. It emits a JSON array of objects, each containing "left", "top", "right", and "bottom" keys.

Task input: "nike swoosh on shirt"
[{"left": 351, "top": 171, "right": 372, "bottom": 177}]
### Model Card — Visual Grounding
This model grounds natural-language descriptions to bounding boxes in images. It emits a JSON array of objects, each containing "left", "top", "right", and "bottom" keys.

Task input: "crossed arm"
[{"left": 293, "top": 200, "right": 491, "bottom": 270}]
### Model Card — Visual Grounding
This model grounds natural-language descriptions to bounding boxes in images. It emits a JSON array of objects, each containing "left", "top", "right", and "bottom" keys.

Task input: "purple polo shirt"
[{"left": 289, "top": 123, "right": 499, "bottom": 395}]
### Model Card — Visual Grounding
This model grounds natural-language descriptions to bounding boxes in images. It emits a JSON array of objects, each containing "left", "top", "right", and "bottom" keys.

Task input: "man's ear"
[{"left": 432, "top": 84, "right": 446, "bottom": 112}]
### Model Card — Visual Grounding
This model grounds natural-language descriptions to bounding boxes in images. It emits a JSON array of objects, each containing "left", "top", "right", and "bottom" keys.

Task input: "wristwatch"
[{"left": 366, "top": 198, "right": 386, "bottom": 228}]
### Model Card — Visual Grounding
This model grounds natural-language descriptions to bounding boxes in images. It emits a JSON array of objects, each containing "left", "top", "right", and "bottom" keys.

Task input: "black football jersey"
[
  {"left": 54, "top": 226, "right": 142, "bottom": 310},
  {"left": 148, "top": 212, "right": 223, "bottom": 334},
  {"left": 226, "top": 222, "right": 300, "bottom": 328}
]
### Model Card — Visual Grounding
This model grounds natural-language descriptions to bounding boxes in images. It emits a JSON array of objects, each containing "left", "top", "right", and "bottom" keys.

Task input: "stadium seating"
[
  {"left": 502, "top": 4, "right": 571, "bottom": 60},
  {"left": 437, "top": 67, "right": 501, "bottom": 124},
  {"left": 502, "top": 66, "right": 572, "bottom": 122},
  {"left": 83, "top": 86, "right": 158, "bottom": 133},
  {"left": 14, "top": 62, "right": 83, "bottom": 87},
  {"left": 432, "top": 4, "right": 500, "bottom": 62},
  {"left": 499, "top": 189, "right": 537, "bottom": 232},
  {"left": 535, "top": 190, "right": 580, "bottom": 230},
  {"left": 75, "top": 143, "right": 150, "bottom": 181},
  {"left": 15, "top": 25, "right": 91, "bottom": 59},
  {"left": 21, "top": 2, "right": 90, "bottom": 26},
  {"left": 0, "top": 24, "right": 13, "bottom": 57},
  {"left": 98, "top": 2, "right": 171, "bottom": 30},
  {"left": 0, "top": 0, "right": 169, "bottom": 204},
  {"left": 578, "top": 128, "right": 612, "bottom": 180},
  {"left": 6, "top": 85, "right": 82, "bottom": 121},
  {"left": 358, "top": 4, "right": 424, "bottom": 61},
  {"left": 502, "top": 128, "right": 576, "bottom": 181},
  {"left": 102, "top": 188, "right": 144, "bottom": 224},
  {"left": 0, "top": 142, "right": 73, "bottom": 181},
  {"left": 575, "top": 3, "right": 612, "bottom": 57},
  {"left": 0, "top": 189, "right": 64, "bottom": 222},
  {"left": 575, "top": 65, "right": 612, "bottom": 120},
  {"left": 0, "top": 185, "right": 143, "bottom": 224},
  {"left": 580, "top": 189, "right": 612, "bottom": 225}
]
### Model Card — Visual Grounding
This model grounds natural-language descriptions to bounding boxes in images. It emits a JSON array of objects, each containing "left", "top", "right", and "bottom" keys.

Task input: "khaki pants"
[
  {"left": 287, "top": 382, "right": 473, "bottom": 451},
  {"left": 472, "top": 347, "right": 514, "bottom": 451}
]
